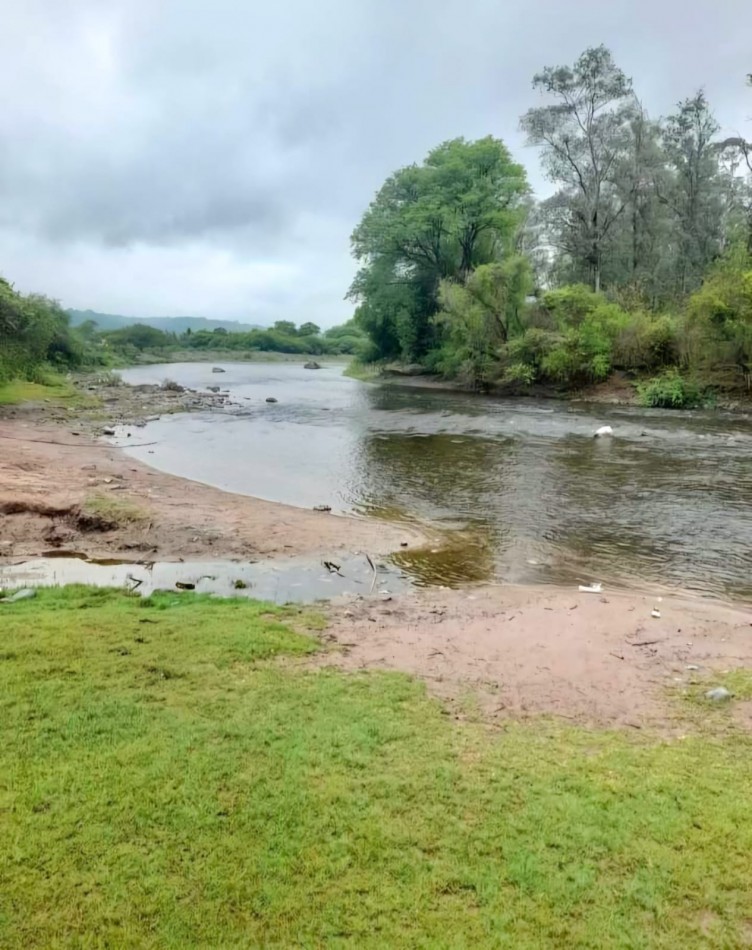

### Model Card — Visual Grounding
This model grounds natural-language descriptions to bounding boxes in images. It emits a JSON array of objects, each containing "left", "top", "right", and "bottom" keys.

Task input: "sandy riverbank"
[{"left": 0, "top": 379, "right": 425, "bottom": 561}]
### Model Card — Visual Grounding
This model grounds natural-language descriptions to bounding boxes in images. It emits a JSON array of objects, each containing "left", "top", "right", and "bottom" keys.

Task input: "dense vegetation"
[
  {"left": 351, "top": 48, "right": 752, "bottom": 404},
  {"left": 91, "top": 318, "right": 368, "bottom": 363},
  {"left": 3, "top": 587, "right": 752, "bottom": 947},
  {"left": 0, "top": 279, "right": 108, "bottom": 383}
]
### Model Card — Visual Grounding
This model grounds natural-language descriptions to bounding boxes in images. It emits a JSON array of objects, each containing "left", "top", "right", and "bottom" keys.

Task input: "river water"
[{"left": 116, "top": 362, "right": 752, "bottom": 601}]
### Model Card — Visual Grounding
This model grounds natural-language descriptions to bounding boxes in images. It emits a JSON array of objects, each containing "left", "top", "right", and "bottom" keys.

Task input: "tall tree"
[
  {"left": 349, "top": 137, "right": 528, "bottom": 361},
  {"left": 521, "top": 45, "right": 634, "bottom": 292},
  {"left": 659, "top": 91, "right": 725, "bottom": 293}
]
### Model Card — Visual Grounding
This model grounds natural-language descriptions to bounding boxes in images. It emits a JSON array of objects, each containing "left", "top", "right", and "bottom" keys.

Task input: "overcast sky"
[{"left": 1, "top": 0, "right": 750, "bottom": 326}]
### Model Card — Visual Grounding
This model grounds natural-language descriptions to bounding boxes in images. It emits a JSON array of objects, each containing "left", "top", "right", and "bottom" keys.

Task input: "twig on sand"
[{"left": 365, "top": 553, "right": 377, "bottom": 594}]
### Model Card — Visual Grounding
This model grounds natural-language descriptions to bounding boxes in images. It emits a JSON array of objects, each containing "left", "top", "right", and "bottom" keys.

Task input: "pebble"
[{"left": 705, "top": 686, "right": 732, "bottom": 702}]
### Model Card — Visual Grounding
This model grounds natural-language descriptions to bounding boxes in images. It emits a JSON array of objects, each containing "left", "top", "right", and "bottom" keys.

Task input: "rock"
[
  {"left": 212, "top": 367, "right": 226, "bottom": 373},
  {"left": 594, "top": 425, "right": 613, "bottom": 438},
  {"left": 705, "top": 686, "right": 732, "bottom": 702},
  {"left": 207, "top": 386, "right": 221, "bottom": 393},
  {"left": 102, "top": 426, "right": 116, "bottom": 436},
  {"left": 304, "top": 361, "right": 321, "bottom": 370},
  {"left": 265, "top": 397, "right": 278, "bottom": 403},
  {"left": 1, "top": 588, "right": 37, "bottom": 604}
]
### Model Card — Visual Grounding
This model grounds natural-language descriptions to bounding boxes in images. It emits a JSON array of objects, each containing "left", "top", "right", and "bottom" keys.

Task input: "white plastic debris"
[
  {"left": 651, "top": 608, "right": 661, "bottom": 619},
  {"left": 578, "top": 583, "right": 603, "bottom": 594},
  {"left": 705, "top": 686, "right": 732, "bottom": 702},
  {"left": 594, "top": 425, "right": 613, "bottom": 438}
]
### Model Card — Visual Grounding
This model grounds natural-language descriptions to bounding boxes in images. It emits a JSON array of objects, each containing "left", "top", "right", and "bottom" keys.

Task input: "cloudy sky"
[{"left": 1, "top": 0, "right": 750, "bottom": 326}]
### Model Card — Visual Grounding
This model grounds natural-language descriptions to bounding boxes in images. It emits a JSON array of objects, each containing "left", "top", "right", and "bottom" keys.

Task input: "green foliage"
[
  {"left": 637, "top": 368, "right": 704, "bottom": 408},
  {"left": 683, "top": 245, "right": 752, "bottom": 387},
  {"left": 350, "top": 137, "right": 529, "bottom": 363},
  {"left": 0, "top": 278, "right": 100, "bottom": 382},
  {"left": 3, "top": 588, "right": 752, "bottom": 946},
  {"left": 104, "top": 324, "right": 175, "bottom": 351}
]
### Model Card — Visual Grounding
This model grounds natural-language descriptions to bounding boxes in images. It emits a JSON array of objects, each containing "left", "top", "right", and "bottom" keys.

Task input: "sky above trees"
[{"left": 1, "top": 0, "right": 750, "bottom": 325}]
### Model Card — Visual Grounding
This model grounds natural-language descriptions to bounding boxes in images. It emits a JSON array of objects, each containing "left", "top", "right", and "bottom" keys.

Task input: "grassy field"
[{"left": 1, "top": 588, "right": 752, "bottom": 947}]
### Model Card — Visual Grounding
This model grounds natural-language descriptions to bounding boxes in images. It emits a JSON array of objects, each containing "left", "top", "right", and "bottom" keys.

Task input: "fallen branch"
[{"left": 0, "top": 434, "right": 159, "bottom": 448}]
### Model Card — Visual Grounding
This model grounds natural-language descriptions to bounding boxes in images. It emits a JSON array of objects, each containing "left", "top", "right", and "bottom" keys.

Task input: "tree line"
[
  {"left": 1, "top": 285, "right": 368, "bottom": 383},
  {"left": 350, "top": 47, "right": 752, "bottom": 404},
  {"left": 92, "top": 318, "right": 367, "bottom": 360}
]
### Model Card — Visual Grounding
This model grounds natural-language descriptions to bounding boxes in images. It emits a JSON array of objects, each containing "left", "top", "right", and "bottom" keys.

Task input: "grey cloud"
[{"left": 1, "top": 0, "right": 750, "bottom": 322}]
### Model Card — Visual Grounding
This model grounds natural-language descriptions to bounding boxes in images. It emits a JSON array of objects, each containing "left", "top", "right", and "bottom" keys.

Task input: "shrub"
[
  {"left": 504, "top": 362, "right": 536, "bottom": 386},
  {"left": 613, "top": 313, "right": 679, "bottom": 371},
  {"left": 637, "top": 369, "right": 705, "bottom": 409}
]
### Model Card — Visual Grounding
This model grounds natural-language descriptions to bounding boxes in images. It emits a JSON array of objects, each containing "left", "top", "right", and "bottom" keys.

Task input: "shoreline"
[
  {"left": 2, "top": 371, "right": 751, "bottom": 731},
  {"left": 0, "top": 376, "right": 428, "bottom": 563}
]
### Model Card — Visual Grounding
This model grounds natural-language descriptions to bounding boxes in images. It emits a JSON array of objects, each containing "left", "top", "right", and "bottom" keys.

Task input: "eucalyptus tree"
[{"left": 521, "top": 45, "right": 634, "bottom": 292}]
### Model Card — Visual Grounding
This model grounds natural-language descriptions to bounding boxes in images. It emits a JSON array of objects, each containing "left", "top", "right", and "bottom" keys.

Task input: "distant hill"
[{"left": 67, "top": 309, "right": 265, "bottom": 334}]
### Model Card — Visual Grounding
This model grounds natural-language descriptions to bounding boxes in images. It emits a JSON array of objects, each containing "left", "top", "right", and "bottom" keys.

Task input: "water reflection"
[{"left": 116, "top": 363, "right": 752, "bottom": 601}]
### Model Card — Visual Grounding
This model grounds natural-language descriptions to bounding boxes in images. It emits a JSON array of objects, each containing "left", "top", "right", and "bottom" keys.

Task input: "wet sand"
[{"left": 0, "top": 418, "right": 424, "bottom": 562}]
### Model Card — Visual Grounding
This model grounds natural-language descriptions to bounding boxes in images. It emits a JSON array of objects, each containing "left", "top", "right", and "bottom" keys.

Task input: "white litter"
[
  {"left": 651, "top": 608, "right": 661, "bottom": 619},
  {"left": 594, "top": 425, "right": 613, "bottom": 438},
  {"left": 578, "top": 583, "right": 603, "bottom": 594}
]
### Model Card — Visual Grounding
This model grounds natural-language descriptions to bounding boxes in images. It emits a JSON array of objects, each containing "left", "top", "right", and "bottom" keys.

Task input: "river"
[{"left": 116, "top": 361, "right": 752, "bottom": 601}]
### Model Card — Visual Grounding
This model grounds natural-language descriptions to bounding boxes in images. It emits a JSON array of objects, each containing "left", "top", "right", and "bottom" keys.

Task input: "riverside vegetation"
[{"left": 349, "top": 48, "right": 752, "bottom": 406}]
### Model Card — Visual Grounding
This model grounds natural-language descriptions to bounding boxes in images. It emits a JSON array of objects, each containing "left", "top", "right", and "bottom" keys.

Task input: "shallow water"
[
  {"left": 115, "top": 362, "right": 752, "bottom": 601},
  {"left": 0, "top": 552, "right": 407, "bottom": 604}
]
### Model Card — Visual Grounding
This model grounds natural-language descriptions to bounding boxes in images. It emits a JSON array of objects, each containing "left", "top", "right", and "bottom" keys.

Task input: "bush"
[
  {"left": 539, "top": 326, "right": 612, "bottom": 386},
  {"left": 637, "top": 369, "right": 705, "bottom": 409},
  {"left": 504, "top": 362, "right": 536, "bottom": 386},
  {"left": 613, "top": 313, "right": 679, "bottom": 371}
]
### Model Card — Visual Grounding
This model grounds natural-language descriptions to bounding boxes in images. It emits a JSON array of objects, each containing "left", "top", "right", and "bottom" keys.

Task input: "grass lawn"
[{"left": 1, "top": 588, "right": 751, "bottom": 947}]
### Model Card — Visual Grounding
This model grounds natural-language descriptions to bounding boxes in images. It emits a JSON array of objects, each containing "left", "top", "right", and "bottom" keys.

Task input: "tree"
[
  {"left": 105, "top": 324, "right": 173, "bottom": 351},
  {"left": 298, "top": 322, "right": 321, "bottom": 336},
  {"left": 659, "top": 91, "right": 725, "bottom": 293},
  {"left": 433, "top": 257, "right": 533, "bottom": 388},
  {"left": 349, "top": 137, "right": 528, "bottom": 361},
  {"left": 272, "top": 320, "right": 297, "bottom": 336},
  {"left": 521, "top": 45, "right": 634, "bottom": 292}
]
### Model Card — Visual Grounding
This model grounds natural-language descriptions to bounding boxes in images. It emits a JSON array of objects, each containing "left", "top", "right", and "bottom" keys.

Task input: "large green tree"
[{"left": 348, "top": 137, "right": 528, "bottom": 361}]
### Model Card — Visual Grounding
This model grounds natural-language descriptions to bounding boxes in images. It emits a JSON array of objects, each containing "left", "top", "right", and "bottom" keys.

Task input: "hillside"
[{"left": 68, "top": 309, "right": 265, "bottom": 334}]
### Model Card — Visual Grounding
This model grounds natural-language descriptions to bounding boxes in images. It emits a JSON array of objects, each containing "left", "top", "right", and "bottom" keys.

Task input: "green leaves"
[{"left": 349, "top": 137, "right": 529, "bottom": 363}]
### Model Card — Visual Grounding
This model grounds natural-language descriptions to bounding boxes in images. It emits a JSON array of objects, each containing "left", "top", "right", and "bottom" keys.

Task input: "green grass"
[
  {"left": 0, "top": 375, "right": 98, "bottom": 408},
  {"left": 1, "top": 588, "right": 752, "bottom": 947},
  {"left": 81, "top": 493, "right": 149, "bottom": 528},
  {"left": 343, "top": 359, "right": 381, "bottom": 381}
]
